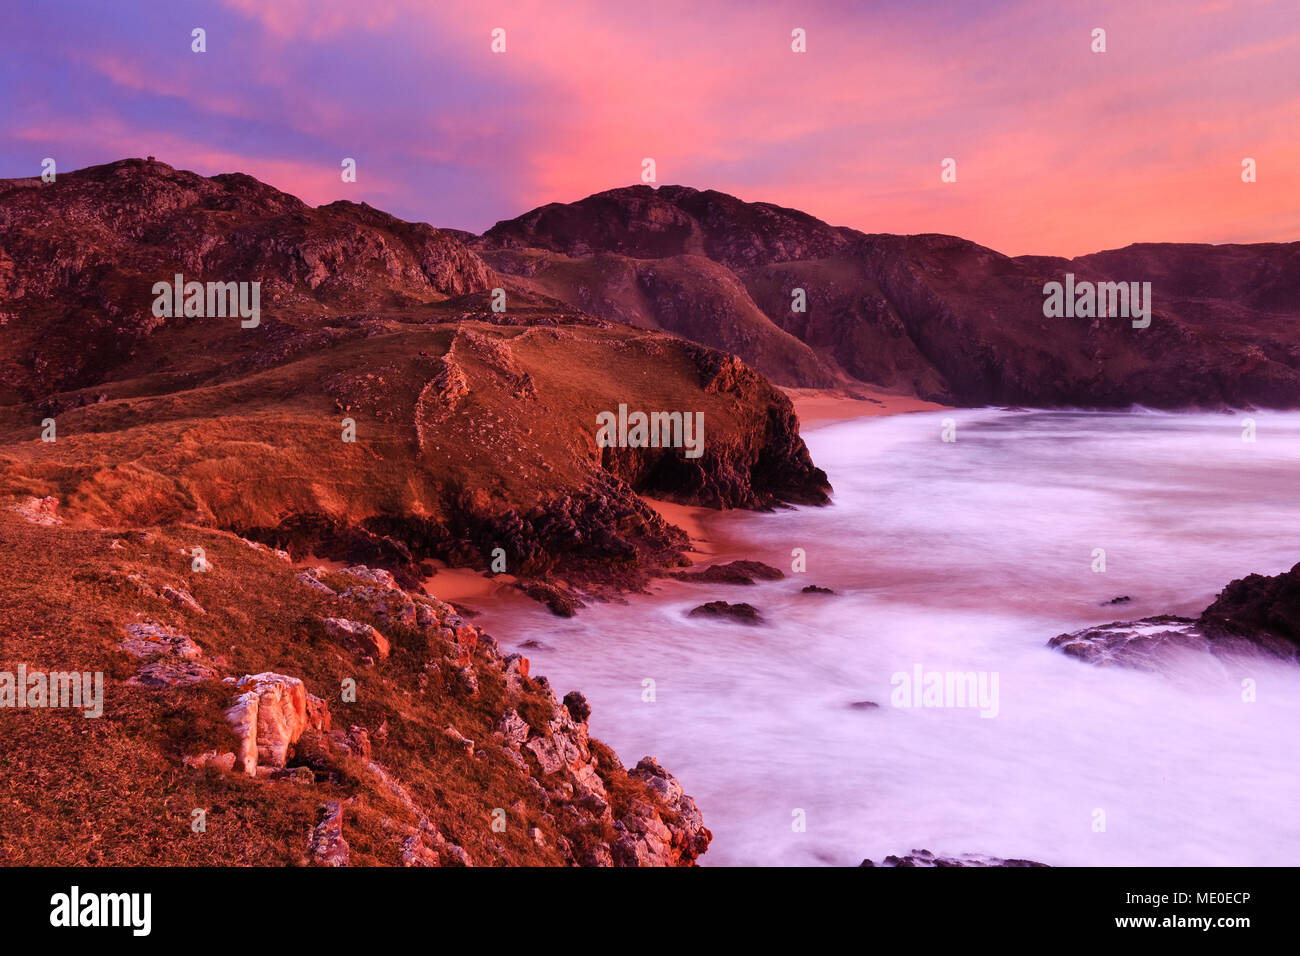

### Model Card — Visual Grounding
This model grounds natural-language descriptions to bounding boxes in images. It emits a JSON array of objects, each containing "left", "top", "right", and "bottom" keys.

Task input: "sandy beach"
[{"left": 783, "top": 385, "right": 949, "bottom": 430}]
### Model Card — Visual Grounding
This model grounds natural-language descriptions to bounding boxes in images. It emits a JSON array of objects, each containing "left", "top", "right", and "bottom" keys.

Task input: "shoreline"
[
  {"left": 417, "top": 387, "right": 948, "bottom": 607},
  {"left": 783, "top": 385, "right": 950, "bottom": 430},
  {"left": 642, "top": 387, "right": 952, "bottom": 568}
]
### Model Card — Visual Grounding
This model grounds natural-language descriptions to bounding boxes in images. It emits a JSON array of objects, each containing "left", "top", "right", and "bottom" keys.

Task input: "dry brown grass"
[{"left": 0, "top": 511, "right": 622, "bottom": 865}]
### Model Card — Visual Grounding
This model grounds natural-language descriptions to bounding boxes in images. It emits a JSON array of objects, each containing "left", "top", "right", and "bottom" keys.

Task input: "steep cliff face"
[{"left": 482, "top": 186, "right": 1300, "bottom": 408}]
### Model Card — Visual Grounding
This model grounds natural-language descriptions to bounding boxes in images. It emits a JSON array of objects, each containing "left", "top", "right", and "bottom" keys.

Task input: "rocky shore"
[{"left": 1049, "top": 562, "right": 1300, "bottom": 669}]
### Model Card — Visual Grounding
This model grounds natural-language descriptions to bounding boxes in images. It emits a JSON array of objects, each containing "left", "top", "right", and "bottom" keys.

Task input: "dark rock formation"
[
  {"left": 688, "top": 601, "right": 763, "bottom": 625},
  {"left": 1048, "top": 617, "right": 1207, "bottom": 669},
  {"left": 861, "top": 849, "right": 1048, "bottom": 868},
  {"left": 520, "top": 581, "right": 584, "bottom": 617},
  {"left": 1199, "top": 561, "right": 1300, "bottom": 649},
  {"left": 671, "top": 559, "right": 785, "bottom": 585},
  {"left": 0, "top": 158, "right": 491, "bottom": 401},
  {"left": 1050, "top": 564, "right": 1300, "bottom": 668}
]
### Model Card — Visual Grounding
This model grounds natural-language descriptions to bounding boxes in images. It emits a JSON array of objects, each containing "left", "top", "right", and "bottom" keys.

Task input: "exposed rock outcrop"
[
  {"left": 689, "top": 600, "right": 763, "bottom": 625},
  {"left": 309, "top": 801, "right": 350, "bottom": 867},
  {"left": 0, "top": 159, "right": 491, "bottom": 400},
  {"left": 323, "top": 617, "right": 391, "bottom": 663},
  {"left": 1199, "top": 561, "right": 1300, "bottom": 651},
  {"left": 10, "top": 495, "right": 62, "bottom": 526},
  {"left": 1048, "top": 617, "right": 1208, "bottom": 670},
  {"left": 671, "top": 560, "right": 785, "bottom": 585},
  {"left": 1050, "top": 562, "right": 1300, "bottom": 668},
  {"left": 224, "top": 672, "right": 331, "bottom": 776},
  {"left": 861, "top": 849, "right": 1048, "bottom": 867}
]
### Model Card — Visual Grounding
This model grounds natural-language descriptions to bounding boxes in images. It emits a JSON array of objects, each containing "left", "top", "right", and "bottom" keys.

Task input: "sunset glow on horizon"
[{"left": 3, "top": 0, "right": 1297, "bottom": 257}]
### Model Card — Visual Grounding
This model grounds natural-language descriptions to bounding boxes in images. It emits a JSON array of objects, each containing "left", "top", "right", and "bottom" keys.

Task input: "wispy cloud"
[{"left": 1, "top": 0, "right": 1295, "bottom": 255}]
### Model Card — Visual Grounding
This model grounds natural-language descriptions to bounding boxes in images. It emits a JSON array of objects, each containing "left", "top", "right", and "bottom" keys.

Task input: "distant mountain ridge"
[
  {"left": 2, "top": 161, "right": 1298, "bottom": 408},
  {"left": 479, "top": 184, "right": 1300, "bottom": 408}
]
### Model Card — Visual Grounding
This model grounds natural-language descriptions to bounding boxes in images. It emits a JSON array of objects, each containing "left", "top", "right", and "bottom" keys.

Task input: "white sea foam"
[{"left": 470, "top": 409, "right": 1300, "bottom": 866}]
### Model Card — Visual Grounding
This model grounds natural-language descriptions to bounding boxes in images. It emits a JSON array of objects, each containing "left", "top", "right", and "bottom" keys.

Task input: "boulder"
[
  {"left": 344, "top": 565, "right": 398, "bottom": 588},
  {"left": 503, "top": 653, "right": 530, "bottom": 692},
  {"left": 519, "top": 581, "right": 584, "bottom": 616},
  {"left": 120, "top": 621, "right": 203, "bottom": 660},
  {"left": 562, "top": 690, "right": 591, "bottom": 724},
  {"left": 339, "top": 585, "right": 417, "bottom": 626},
  {"left": 672, "top": 560, "right": 784, "bottom": 585},
  {"left": 324, "top": 617, "right": 390, "bottom": 661},
  {"left": 688, "top": 600, "right": 763, "bottom": 625},
  {"left": 129, "top": 658, "right": 217, "bottom": 688},
  {"left": 295, "top": 570, "right": 337, "bottom": 597},
  {"left": 224, "top": 672, "right": 329, "bottom": 775},
  {"left": 1048, "top": 617, "right": 1207, "bottom": 670},
  {"left": 497, "top": 710, "right": 530, "bottom": 749},
  {"left": 11, "top": 496, "right": 62, "bottom": 526}
]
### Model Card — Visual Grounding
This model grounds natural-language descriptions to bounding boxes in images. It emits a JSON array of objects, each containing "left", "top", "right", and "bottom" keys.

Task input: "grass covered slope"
[
  {"left": 0, "top": 308, "right": 828, "bottom": 597},
  {"left": 0, "top": 160, "right": 834, "bottom": 866},
  {"left": 0, "top": 510, "right": 709, "bottom": 865}
]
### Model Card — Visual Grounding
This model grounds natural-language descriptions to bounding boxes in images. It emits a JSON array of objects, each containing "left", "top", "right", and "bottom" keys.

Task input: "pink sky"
[{"left": 4, "top": 0, "right": 1297, "bottom": 256}]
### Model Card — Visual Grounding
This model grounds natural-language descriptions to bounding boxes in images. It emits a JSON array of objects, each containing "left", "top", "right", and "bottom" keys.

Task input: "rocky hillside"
[
  {"left": 0, "top": 161, "right": 829, "bottom": 605},
  {"left": 0, "top": 160, "right": 842, "bottom": 866},
  {"left": 481, "top": 185, "right": 1300, "bottom": 407},
  {"left": 0, "top": 158, "right": 491, "bottom": 402},
  {"left": 0, "top": 506, "right": 709, "bottom": 865}
]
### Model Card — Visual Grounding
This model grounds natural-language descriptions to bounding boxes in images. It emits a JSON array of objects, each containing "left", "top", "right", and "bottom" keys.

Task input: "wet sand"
[
  {"left": 642, "top": 498, "right": 725, "bottom": 565},
  {"left": 784, "top": 385, "right": 949, "bottom": 430}
]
